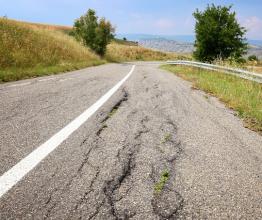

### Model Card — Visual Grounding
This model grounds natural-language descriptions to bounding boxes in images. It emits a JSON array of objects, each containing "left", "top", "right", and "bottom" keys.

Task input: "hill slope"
[
  {"left": 139, "top": 38, "right": 262, "bottom": 59},
  {"left": 106, "top": 42, "right": 185, "bottom": 62},
  {"left": 0, "top": 19, "right": 183, "bottom": 82},
  {"left": 0, "top": 19, "right": 104, "bottom": 82}
]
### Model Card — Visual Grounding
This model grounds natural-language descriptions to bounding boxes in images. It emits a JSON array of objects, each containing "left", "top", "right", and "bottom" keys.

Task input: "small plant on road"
[
  {"left": 154, "top": 169, "right": 170, "bottom": 193},
  {"left": 161, "top": 133, "right": 172, "bottom": 144}
]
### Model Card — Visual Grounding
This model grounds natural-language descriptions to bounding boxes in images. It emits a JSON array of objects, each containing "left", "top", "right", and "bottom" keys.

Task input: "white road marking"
[
  {"left": 7, "top": 82, "right": 31, "bottom": 88},
  {"left": 0, "top": 65, "right": 135, "bottom": 198},
  {"left": 59, "top": 78, "right": 73, "bottom": 82},
  {"left": 38, "top": 77, "right": 56, "bottom": 82}
]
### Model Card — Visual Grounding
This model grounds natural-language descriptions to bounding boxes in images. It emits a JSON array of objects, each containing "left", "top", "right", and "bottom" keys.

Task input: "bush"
[
  {"left": 193, "top": 4, "right": 247, "bottom": 62},
  {"left": 248, "top": 55, "right": 258, "bottom": 61},
  {"left": 73, "top": 9, "right": 115, "bottom": 56}
]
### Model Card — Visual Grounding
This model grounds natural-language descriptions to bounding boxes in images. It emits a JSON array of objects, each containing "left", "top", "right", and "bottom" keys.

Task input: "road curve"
[{"left": 0, "top": 62, "right": 261, "bottom": 219}]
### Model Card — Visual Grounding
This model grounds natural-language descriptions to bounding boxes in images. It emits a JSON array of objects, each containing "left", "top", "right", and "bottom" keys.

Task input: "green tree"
[
  {"left": 73, "top": 9, "right": 114, "bottom": 56},
  {"left": 193, "top": 4, "right": 247, "bottom": 62},
  {"left": 94, "top": 18, "right": 115, "bottom": 56}
]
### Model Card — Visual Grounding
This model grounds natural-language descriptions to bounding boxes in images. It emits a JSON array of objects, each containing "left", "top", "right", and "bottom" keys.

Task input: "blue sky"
[{"left": 1, "top": 0, "right": 262, "bottom": 39}]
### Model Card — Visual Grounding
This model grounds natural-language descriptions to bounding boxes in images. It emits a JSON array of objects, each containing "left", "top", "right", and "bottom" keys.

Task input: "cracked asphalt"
[{"left": 0, "top": 62, "right": 261, "bottom": 219}]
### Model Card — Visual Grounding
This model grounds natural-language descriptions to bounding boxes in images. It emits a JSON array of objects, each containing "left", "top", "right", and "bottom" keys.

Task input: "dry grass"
[
  {"left": 3, "top": 18, "right": 72, "bottom": 33},
  {"left": 106, "top": 42, "right": 185, "bottom": 62},
  {"left": 212, "top": 58, "right": 262, "bottom": 74},
  {"left": 245, "top": 62, "right": 262, "bottom": 74},
  {"left": 112, "top": 38, "right": 138, "bottom": 46},
  {"left": 0, "top": 18, "right": 104, "bottom": 82},
  {"left": 162, "top": 65, "right": 262, "bottom": 134},
  {"left": 0, "top": 18, "right": 191, "bottom": 82}
]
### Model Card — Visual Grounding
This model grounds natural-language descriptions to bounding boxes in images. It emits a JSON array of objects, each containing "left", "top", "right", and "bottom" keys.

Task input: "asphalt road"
[{"left": 0, "top": 62, "right": 261, "bottom": 219}]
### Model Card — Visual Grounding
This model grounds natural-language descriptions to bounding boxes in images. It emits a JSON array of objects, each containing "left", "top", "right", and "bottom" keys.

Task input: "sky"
[{"left": 1, "top": 0, "right": 262, "bottom": 39}]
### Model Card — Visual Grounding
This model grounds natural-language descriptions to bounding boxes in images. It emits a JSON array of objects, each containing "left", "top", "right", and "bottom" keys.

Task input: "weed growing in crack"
[
  {"left": 154, "top": 169, "right": 170, "bottom": 193},
  {"left": 102, "top": 123, "right": 108, "bottom": 129},
  {"left": 108, "top": 108, "right": 118, "bottom": 118},
  {"left": 161, "top": 133, "right": 172, "bottom": 144}
]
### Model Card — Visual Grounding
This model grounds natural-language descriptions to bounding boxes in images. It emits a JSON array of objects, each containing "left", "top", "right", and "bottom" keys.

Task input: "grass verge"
[
  {"left": 161, "top": 65, "right": 262, "bottom": 134},
  {"left": 0, "top": 60, "right": 105, "bottom": 82}
]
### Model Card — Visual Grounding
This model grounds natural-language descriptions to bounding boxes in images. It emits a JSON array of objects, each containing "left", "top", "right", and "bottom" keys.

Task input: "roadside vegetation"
[
  {"left": 106, "top": 42, "right": 180, "bottom": 62},
  {"left": 0, "top": 18, "right": 104, "bottom": 82},
  {"left": 7, "top": 19, "right": 72, "bottom": 34},
  {"left": 71, "top": 9, "right": 114, "bottom": 56},
  {"left": 193, "top": 4, "right": 247, "bottom": 63},
  {"left": 0, "top": 14, "right": 181, "bottom": 82},
  {"left": 162, "top": 65, "right": 262, "bottom": 134}
]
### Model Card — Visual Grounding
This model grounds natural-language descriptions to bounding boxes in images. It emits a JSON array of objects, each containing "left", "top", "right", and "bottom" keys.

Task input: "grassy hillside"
[
  {"left": 0, "top": 18, "right": 104, "bottom": 82},
  {"left": 0, "top": 19, "right": 184, "bottom": 82},
  {"left": 9, "top": 19, "right": 73, "bottom": 34},
  {"left": 162, "top": 65, "right": 262, "bottom": 134},
  {"left": 106, "top": 42, "right": 182, "bottom": 62},
  {"left": 112, "top": 38, "right": 138, "bottom": 46}
]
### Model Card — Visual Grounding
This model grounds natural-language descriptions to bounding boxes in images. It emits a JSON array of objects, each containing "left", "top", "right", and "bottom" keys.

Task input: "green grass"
[
  {"left": 0, "top": 61, "right": 104, "bottom": 82},
  {"left": 154, "top": 170, "right": 170, "bottom": 193},
  {"left": 0, "top": 18, "right": 104, "bottom": 82},
  {"left": 162, "top": 65, "right": 262, "bottom": 134}
]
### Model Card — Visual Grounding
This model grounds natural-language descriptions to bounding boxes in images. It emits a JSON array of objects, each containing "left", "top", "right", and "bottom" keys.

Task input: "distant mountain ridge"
[
  {"left": 116, "top": 34, "right": 262, "bottom": 46},
  {"left": 138, "top": 38, "right": 194, "bottom": 54},
  {"left": 137, "top": 38, "right": 262, "bottom": 59},
  {"left": 116, "top": 34, "right": 262, "bottom": 59}
]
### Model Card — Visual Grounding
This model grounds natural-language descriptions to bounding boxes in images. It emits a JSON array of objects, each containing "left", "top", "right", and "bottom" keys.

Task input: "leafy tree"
[
  {"left": 73, "top": 9, "right": 114, "bottom": 56},
  {"left": 94, "top": 18, "right": 115, "bottom": 56},
  {"left": 193, "top": 4, "right": 247, "bottom": 62}
]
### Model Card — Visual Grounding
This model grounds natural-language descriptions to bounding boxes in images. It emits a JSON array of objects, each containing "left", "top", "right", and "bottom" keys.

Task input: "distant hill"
[
  {"left": 139, "top": 38, "right": 194, "bottom": 54},
  {"left": 136, "top": 38, "right": 262, "bottom": 59},
  {"left": 117, "top": 34, "right": 262, "bottom": 47},
  {"left": 248, "top": 45, "right": 262, "bottom": 59},
  {"left": 116, "top": 34, "right": 195, "bottom": 43}
]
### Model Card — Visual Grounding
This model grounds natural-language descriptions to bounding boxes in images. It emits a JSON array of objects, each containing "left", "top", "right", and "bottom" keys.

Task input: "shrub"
[
  {"left": 72, "top": 9, "right": 115, "bottom": 56},
  {"left": 193, "top": 4, "right": 247, "bottom": 62},
  {"left": 248, "top": 55, "right": 259, "bottom": 61}
]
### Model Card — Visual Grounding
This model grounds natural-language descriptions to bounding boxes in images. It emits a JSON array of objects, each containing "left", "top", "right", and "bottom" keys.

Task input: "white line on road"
[
  {"left": 7, "top": 82, "right": 31, "bottom": 88},
  {"left": 59, "top": 78, "right": 73, "bottom": 82},
  {"left": 38, "top": 77, "right": 56, "bottom": 82},
  {"left": 0, "top": 65, "right": 136, "bottom": 198}
]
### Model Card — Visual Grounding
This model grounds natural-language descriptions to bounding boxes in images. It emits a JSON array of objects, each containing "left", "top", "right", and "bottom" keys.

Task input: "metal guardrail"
[{"left": 167, "top": 60, "right": 262, "bottom": 83}]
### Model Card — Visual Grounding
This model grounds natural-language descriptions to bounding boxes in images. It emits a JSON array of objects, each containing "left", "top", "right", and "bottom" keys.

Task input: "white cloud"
[{"left": 242, "top": 16, "right": 262, "bottom": 39}]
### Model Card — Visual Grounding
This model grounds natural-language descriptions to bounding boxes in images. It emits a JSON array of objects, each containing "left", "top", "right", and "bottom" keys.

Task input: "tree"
[
  {"left": 73, "top": 9, "right": 114, "bottom": 56},
  {"left": 193, "top": 4, "right": 247, "bottom": 62},
  {"left": 94, "top": 18, "right": 115, "bottom": 56}
]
